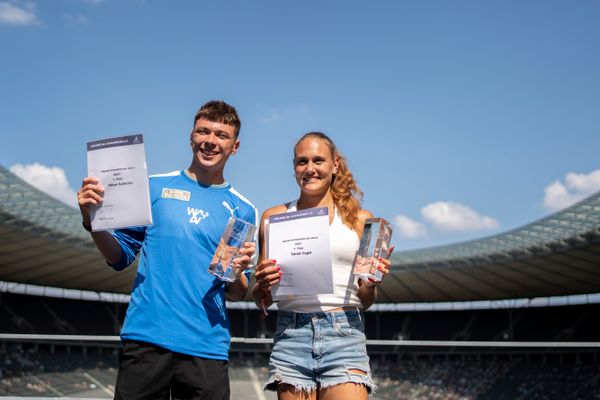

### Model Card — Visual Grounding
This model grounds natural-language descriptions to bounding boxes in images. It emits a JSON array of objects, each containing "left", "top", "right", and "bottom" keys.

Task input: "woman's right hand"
[
  {"left": 254, "top": 259, "right": 281, "bottom": 294},
  {"left": 253, "top": 259, "right": 281, "bottom": 318}
]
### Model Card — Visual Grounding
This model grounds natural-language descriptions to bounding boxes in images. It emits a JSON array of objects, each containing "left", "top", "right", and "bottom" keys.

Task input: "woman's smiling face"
[{"left": 293, "top": 136, "right": 339, "bottom": 196}]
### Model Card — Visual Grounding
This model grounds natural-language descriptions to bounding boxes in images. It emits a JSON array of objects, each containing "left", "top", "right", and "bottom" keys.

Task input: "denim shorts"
[{"left": 265, "top": 309, "right": 376, "bottom": 393}]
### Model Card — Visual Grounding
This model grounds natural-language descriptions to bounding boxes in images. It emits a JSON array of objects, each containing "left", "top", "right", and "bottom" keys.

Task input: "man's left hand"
[{"left": 232, "top": 242, "right": 256, "bottom": 272}]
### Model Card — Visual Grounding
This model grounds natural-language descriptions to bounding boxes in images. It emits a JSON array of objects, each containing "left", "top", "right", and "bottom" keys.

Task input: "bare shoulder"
[
  {"left": 354, "top": 209, "right": 375, "bottom": 236},
  {"left": 358, "top": 209, "right": 374, "bottom": 222},
  {"left": 261, "top": 204, "right": 288, "bottom": 221}
]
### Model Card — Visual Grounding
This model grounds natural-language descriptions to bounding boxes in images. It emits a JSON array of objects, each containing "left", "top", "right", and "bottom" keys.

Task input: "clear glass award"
[
  {"left": 208, "top": 217, "right": 257, "bottom": 282},
  {"left": 353, "top": 218, "right": 393, "bottom": 282}
]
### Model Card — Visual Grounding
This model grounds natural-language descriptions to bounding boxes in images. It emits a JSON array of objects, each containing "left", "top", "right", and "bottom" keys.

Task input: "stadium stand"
[
  {"left": 371, "top": 356, "right": 600, "bottom": 399},
  {"left": 2, "top": 291, "right": 600, "bottom": 398},
  {"left": 1, "top": 292, "right": 600, "bottom": 342},
  {"left": 2, "top": 344, "right": 600, "bottom": 399},
  {"left": 0, "top": 293, "right": 124, "bottom": 335}
]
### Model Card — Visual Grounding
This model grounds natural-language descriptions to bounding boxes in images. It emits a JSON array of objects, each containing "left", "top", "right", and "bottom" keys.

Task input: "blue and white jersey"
[{"left": 111, "top": 170, "right": 258, "bottom": 360}]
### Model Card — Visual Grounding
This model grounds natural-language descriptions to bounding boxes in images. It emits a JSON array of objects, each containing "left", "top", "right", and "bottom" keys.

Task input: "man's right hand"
[{"left": 77, "top": 177, "right": 105, "bottom": 225}]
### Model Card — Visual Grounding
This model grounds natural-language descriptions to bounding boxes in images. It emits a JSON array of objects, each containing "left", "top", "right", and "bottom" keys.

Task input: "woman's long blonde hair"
[{"left": 294, "top": 132, "right": 363, "bottom": 230}]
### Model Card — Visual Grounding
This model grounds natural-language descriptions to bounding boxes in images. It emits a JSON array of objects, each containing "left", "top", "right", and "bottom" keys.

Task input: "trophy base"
[
  {"left": 356, "top": 271, "right": 383, "bottom": 283},
  {"left": 353, "top": 255, "right": 383, "bottom": 282},
  {"left": 208, "top": 265, "right": 239, "bottom": 282}
]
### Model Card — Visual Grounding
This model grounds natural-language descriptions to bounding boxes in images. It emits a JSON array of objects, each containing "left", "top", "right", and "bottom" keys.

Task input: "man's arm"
[
  {"left": 89, "top": 231, "right": 122, "bottom": 265},
  {"left": 225, "top": 274, "right": 249, "bottom": 302},
  {"left": 78, "top": 177, "right": 122, "bottom": 265}
]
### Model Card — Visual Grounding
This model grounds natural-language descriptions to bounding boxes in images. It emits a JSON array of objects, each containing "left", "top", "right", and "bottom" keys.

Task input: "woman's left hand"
[{"left": 368, "top": 246, "right": 394, "bottom": 285}]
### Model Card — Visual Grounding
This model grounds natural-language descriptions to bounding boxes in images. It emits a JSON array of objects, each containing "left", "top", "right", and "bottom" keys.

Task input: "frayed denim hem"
[
  {"left": 264, "top": 372, "right": 378, "bottom": 395},
  {"left": 264, "top": 376, "right": 317, "bottom": 393},
  {"left": 320, "top": 371, "right": 378, "bottom": 395}
]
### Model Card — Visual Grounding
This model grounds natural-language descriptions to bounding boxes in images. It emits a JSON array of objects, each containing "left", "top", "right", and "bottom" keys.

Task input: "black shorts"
[{"left": 114, "top": 340, "right": 230, "bottom": 400}]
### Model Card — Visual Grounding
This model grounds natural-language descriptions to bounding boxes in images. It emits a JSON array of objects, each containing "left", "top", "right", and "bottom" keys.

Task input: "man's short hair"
[{"left": 194, "top": 100, "right": 241, "bottom": 136}]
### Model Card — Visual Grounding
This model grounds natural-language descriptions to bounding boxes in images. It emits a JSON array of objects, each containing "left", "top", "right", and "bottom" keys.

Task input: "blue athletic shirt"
[{"left": 110, "top": 170, "right": 258, "bottom": 360}]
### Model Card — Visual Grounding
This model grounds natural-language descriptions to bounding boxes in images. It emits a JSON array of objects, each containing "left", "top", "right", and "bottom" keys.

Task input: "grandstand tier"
[{"left": 2, "top": 293, "right": 599, "bottom": 342}]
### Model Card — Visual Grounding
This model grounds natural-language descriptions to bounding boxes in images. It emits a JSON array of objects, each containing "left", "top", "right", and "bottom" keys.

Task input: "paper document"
[
  {"left": 87, "top": 134, "right": 152, "bottom": 231},
  {"left": 268, "top": 207, "right": 333, "bottom": 299}
]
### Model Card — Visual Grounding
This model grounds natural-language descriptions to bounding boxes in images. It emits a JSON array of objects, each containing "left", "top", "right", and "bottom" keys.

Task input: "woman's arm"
[{"left": 357, "top": 255, "right": 391, "bottom": 310}]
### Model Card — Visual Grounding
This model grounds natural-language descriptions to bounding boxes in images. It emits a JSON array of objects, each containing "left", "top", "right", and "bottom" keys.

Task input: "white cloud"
[
  {"left": 10, "top": 163, "right": 78, "bottom": 208},
  {"left": 543, "top": 169, "right": 600, "bottom": 211},
  {"left": 421, "top": 201, "right": 499, "bottom": 232},
  {"left": 0, "top": 2, "right": 38, "bottom": 26},
  {"left": 566, "top": 170, "right": 600, "bottom": 192},
  {"left": 543, "top": 180, "right": 580, "bottom": 211},
  {"left": 394, "top": 214, "right": 427, "bottom": 238}
]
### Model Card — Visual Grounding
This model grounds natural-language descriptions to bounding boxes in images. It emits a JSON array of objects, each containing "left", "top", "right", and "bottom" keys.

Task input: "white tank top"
[{"left": 277, "top": 200, "right": 363, "bottom": 313}]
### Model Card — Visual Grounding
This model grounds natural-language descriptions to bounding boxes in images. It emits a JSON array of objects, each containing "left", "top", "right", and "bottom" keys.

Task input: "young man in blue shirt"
[{"left": 77, "top": 100, "right": 257, "bottom": 399}]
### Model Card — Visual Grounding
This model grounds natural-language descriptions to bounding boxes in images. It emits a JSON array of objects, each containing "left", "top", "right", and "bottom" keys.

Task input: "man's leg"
[
  {"left": 171, "top": 354, "right": 230, "bottom": 400},
  {"left": 114, "top": 341, "right": 173, "bottom": 400}
]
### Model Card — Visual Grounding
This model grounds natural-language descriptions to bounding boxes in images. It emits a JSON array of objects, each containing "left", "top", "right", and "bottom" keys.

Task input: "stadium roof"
[
  {"left": 1, "top": 164, "right": 600, "bottom": 302},
  {"left": 382, "top": 192, "right": 600, "bottom": 302},
  {"left": 0, "top": 165, "right": 137, "bottom": 294}
]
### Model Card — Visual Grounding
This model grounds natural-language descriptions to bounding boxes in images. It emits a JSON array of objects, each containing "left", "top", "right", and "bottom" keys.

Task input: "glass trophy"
[
  {"left": 208, "top": 217, "right": 257, "bottom": 282},
  {"left": 353, "top": 218, "right": 393, "bottom": 282}
]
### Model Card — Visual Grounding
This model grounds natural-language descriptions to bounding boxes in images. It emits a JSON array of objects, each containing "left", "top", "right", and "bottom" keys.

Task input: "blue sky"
[{"left": 1, "top": 0, "right": 599, "bottom": 251}]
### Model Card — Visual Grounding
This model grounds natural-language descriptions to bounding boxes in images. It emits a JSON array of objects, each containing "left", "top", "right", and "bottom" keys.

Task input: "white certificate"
[
  {"left": 268, "top": 207, "right": 333, "bottom": 299},
  {"left": 87, "top": 134, "right": 152, "bottom": 231}
]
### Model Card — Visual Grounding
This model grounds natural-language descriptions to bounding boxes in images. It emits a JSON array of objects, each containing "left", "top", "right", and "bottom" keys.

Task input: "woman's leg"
[
  {"left": 278, "top": 383, "right": 317, "bottom": 400},
  {"left": 319, "top": 382, "right": 369, "bottom": 400}
]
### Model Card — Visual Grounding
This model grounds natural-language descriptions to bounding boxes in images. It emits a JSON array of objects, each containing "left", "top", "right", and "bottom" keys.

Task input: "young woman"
[{"left": 253, "top": 132, "right": 392, "bottom": 400}]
